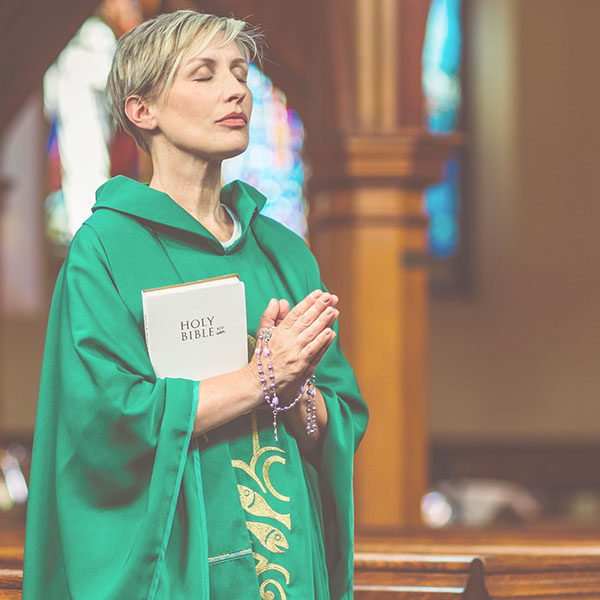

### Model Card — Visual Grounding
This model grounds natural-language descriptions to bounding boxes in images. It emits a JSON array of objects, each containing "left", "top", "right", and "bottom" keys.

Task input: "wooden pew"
[
  {"left": 355, "top": 528, "right": 600, "bottom": 599},
  {"left": 1, "top": 525, "right": 599, "bottom": 598},
  {"left": 0, "top": 523, "right": 23, "bottom": 599},
  {"left": 0, "top": 571, "right": 21, "bottom": 600}
]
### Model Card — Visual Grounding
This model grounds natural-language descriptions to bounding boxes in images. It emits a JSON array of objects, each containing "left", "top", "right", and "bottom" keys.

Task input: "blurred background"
[{"left": 0, "top": 0, "right": 600, "bottom": 536}]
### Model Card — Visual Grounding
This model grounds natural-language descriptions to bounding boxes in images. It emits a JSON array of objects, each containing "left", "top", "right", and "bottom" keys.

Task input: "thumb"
[{"left": 257, "top": 298, "right": 279, "bottom": 332}]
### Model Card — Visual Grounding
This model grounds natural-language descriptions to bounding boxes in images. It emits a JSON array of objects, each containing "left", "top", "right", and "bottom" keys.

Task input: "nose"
[
  {"left": 227, "top": 90, "right": 246, "bottom": 104},
  {"left": 225, "top": 75, "right": 247, "bottom": 104}
]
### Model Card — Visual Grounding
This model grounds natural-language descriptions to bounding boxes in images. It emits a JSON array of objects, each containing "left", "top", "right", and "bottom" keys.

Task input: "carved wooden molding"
[{"left": 308, "top": 130, "right": 464, "bottom": 188}]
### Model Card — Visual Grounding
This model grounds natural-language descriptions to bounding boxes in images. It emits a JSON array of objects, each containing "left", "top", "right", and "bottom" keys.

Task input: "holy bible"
[{"left": 142, "top": 274, "right": 248, "bottom": 380}]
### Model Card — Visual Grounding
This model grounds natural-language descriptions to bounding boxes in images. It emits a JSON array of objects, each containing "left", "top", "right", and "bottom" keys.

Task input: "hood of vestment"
[{"left": 92, "top": 175, "right": 267, "bottom": 252}]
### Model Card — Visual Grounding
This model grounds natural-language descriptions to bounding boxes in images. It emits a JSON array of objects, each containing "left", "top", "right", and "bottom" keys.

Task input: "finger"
[
  {"left": 283, "top": 290, "right": 323, "bottom": 325},
  {"left": 299, "top": 306, "right": 338, "bottom": 345},
  {"left": 301, "top": 327, "right": 335, "bottom": 366},
  {"left": 257, "top": 298, "right": 279, "bottom": 331},
  {"left": 307, "top": 331, "right": 336, "bottom": 373},
  {"left": 275, "top": 299, "right": 290, "bottom": 326},
  {"left": 290, "top": 292, "right": 333, "bottom": 333},
  {"left": 326, "top": 306, "right": 339, "bottom": 329}
]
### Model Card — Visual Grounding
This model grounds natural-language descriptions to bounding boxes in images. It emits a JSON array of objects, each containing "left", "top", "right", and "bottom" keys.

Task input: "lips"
[{"left": 217, "top": 112, "right": 248, "bottom": 125}]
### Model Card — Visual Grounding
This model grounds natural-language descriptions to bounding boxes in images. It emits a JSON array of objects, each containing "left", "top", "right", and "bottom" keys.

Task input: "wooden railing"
[{"left": 2, "top": 526, "right": 600, "bottom": 598}]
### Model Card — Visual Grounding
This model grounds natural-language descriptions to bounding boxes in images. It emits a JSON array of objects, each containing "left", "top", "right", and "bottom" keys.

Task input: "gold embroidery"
[
  {"left": 259, "top": 579, "right": 286, "bottom": 600},
  {"left": 232, "top": 410, "right": 292, "bottom": 594},
  {"left": 246, "top": 521, "right": 289, "bottom": 553},
  {"left": 253, "top": 553, "right": 290, "bottom": 584},
  {"left": 238, "top": 485, "right": 291, "bottom": 529},
  {"left": 262, "top": 455, "right": 290, "bottom": 502},
  {"left": 231, "top": 412, "right": 286, "bottom": 496}
]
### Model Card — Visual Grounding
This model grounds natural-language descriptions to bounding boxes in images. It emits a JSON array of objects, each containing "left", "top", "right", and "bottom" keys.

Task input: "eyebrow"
[{"left": 186, "top": 56, "right": 248, "bottom": 69}]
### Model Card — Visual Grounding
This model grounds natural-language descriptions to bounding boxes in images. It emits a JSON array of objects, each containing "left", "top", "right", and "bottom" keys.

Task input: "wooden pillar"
[{"left": 304, "top": 0, "right": 461, "bottom": 529}]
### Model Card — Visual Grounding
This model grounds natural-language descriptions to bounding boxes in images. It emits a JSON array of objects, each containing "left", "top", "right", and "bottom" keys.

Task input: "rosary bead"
[{"left": 257, "top": 327, "right": 318, "bottom": 442}]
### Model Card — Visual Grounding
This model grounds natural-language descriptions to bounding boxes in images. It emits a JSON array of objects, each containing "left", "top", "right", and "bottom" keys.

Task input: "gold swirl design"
[
  {"left": 259, "top": 579, "right": 286, "bottom": 600},
  {"left": 262, "top": 455, "right": 289, "bottom": 502},
  {"left": 232, "top": 410, "right": 291, "bottom": 597},
  {"left": 254, "top": 553, "right": 290, "bottom": 584},
  {"left": 231, "top": 412, "right": 286, "bottom": 496}
]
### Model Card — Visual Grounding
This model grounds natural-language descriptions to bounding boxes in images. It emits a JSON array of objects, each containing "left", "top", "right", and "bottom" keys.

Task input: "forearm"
[{"left": 193, "top": 363, "right": 263, "bottom": 436}]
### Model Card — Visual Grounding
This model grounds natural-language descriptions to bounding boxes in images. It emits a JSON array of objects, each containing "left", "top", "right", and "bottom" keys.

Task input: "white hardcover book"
[{"left": 142, "top": 274, "right": 247, "bottom": 380}]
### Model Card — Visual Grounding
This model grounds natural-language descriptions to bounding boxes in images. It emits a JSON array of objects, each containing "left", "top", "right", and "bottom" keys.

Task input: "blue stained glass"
[
  {"left": 422, "top": 0, "right": 462, "bottom": 134},
  {"left": 222, "top": 64, "right": 308, "bottom": 238},
  {"left": 422, "top": 0, "right": 463, "bottom": 259},
  {"left": 426, "top": 156, "right": 460, "bottom": 257}
]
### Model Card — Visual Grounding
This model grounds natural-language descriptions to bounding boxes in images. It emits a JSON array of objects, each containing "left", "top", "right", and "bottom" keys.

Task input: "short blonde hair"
[{"left": 105, "top": 10, "right": 262, "bottom": 152}]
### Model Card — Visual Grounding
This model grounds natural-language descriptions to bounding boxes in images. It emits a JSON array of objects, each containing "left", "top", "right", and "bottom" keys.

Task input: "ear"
[{"left": 124, "top": 95, "right": 157, "bottom": 132}]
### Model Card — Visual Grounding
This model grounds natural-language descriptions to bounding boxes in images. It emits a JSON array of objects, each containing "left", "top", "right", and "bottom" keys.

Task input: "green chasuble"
[{"left": 23, "top": 176, "right": 368, "bottom": 600}]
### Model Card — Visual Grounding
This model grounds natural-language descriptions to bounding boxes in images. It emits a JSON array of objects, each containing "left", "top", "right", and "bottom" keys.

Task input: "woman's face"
[{"left": 150, "top": 34, "right": 252, "bottom": 161}]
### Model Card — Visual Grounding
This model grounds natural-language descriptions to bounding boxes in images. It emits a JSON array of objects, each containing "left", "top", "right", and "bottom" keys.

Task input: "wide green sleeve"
[
  {"left": 23, "top": 224, "right": 204, "bottom": 600},
  {"left": 253, "top": 216, "right": 369, "bottom": 600}
]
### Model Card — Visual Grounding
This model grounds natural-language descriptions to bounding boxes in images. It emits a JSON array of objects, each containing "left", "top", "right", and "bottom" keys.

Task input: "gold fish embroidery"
[
  {"left": 238, "top": 485, "right": 291, "bottom": 529},
  {"left": 246, "top": 521, "right": 289, "bottom": 553}
]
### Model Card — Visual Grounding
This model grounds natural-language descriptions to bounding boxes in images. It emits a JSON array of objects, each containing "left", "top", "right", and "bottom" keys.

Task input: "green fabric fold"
[{"left": 24, "top": 226, "right": 204, "bottom": 599}]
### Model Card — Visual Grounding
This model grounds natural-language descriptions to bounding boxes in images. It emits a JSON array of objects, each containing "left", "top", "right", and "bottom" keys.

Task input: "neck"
[{"left": 148, "top": 144, "right": 233, "bottom": 241}]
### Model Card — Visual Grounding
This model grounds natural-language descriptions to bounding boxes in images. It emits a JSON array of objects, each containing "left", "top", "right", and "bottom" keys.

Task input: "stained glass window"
[
  {"left": 422, "top": 0, "right": 463, "bottom": 261},
  {"left": 222, "top": 63, "right": 308, "bottom": 238}
]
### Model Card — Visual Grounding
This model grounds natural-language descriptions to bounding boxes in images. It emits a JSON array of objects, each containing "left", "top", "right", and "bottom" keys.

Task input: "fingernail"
[
  {"left": 311, "top": 290, "right": 322, "bottom": 298},
  {"left": 321, "top": 293, "right": 331, "bottom": 302},
  {"left": 325, "top": 307, "right": 333, "bottom": 315}
]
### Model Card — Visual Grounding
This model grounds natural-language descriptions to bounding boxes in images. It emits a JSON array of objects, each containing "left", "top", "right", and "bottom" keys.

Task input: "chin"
[{"left": 216, "top": 141, "right": 250, "bottom": 161}]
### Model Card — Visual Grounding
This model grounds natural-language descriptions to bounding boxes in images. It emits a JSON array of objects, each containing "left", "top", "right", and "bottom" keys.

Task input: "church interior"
[{"left": 1, "top": 0, "right": 600, "bottom": 596}]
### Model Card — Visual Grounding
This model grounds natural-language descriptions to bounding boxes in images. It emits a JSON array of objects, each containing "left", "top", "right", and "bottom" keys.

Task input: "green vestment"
[{"left": 23, "top": 176, "right": 368, "bottom": 599}]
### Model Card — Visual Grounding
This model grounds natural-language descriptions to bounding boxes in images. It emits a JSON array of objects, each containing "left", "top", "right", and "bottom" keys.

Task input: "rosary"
[{"left": 255, "top": 327, "right": 318, "bottom": 442}]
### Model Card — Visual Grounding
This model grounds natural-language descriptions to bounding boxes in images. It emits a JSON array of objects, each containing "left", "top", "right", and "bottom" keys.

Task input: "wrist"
[{"left": 241, "top": 359, "right": 265, "bottom": 410}]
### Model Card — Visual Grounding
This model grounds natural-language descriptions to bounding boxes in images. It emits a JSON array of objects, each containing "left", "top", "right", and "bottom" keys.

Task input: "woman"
[{"left": 24, "top": 10, "right": 368, "bottom": 600}]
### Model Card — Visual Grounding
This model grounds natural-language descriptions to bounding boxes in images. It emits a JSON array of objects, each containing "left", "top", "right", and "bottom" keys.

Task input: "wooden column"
[{"left": 304, "top": 0, "right": 461, "bottom": 529}]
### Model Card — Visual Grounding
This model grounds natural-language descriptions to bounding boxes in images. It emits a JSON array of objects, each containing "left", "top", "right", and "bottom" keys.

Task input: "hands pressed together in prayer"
[
  {"left": 194, "top": 289, "right": 338, "bottom": 447},
  {"left": 252, "top": 289, "right": 339, "bottom": 404},
  {"left": 248, "top": 289, "right": 338, "bottom": 451}
]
